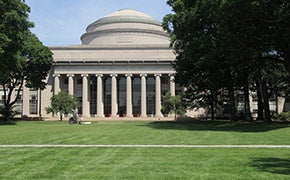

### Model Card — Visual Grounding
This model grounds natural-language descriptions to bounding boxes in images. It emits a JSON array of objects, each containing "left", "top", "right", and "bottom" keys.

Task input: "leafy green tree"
[
  {"left": 163, "top": 0, "right": 230, "bottom": 120},
  {"left": 164, "top": 0, "right": 289, "bottom": 122},
  {"left": 0, "top": 0, "right": 53, "bottom": 120},
  {"left": 46, "top": 91, "right": 78, "bottom": 121},
  {"left": 162, "top": 92, "right": 185, "bottom": 120},
  {"left": 219, "top": 0, "right": 290, "bottom": 122},
  {"left": 258, "top": 0, "right": 290, "bottom": 81}
]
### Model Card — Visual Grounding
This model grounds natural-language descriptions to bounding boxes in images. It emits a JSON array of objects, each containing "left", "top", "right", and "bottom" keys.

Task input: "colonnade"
[{"left": 53, "top": 73, "right": 175, "bottom": 118}]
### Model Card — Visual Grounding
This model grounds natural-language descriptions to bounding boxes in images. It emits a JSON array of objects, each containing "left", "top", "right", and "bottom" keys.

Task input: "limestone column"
[
  {"left": 169, "top": 74, "right": 176, "bottom": 96},
  {"left": 155, "top": 74, "right": 163, "bottom": 117},
  {"left": 126, "top": 74, "right": 133, "bottom": 117},
  {"left": 67, "top": 74, "right": 74, "bottom": 95},
  {"left": 140, "top": 74, "right": 147, "bottom": 117},
  {"left": 96, "top": 74, "right": 104, "bottom": 117},
  {"left": 53, "top": 74, "right": 60, "bottom": 94},
  {"left": 111, "top": 74, "right": 118, "bottom": 117},
  {"left": 22, "top": 85, "right": 29, "bottom": 117},
  {"left": 82, "top": 74, "right": 90, "bottom": 118}
]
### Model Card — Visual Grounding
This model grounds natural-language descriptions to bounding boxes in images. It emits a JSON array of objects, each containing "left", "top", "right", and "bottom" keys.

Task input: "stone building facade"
[
  {"left": 21, "top": 9, "right": 178, "bottom": 119},
  {"left": 1, "top": 9, "right": 288, "bottom": 120}
]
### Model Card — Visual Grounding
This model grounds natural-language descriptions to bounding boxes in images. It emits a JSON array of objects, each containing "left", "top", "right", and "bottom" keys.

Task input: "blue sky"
[{"left": 25, "top": 0, "right": 172, "bottom": 46}]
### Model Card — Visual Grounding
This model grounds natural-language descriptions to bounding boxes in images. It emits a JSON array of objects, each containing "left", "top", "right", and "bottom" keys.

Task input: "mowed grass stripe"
[
  {"left": 1, "top": 144, "right": 290, "bottom": 148},
  {"left": 0, "top": 148, "right": 289, "bottom": 179},
  {"left": 1, "top": 121, "right": 290, "bottom": 179},
  {"left": 0, "top": 121, "right": 290, "bottom": 145}
]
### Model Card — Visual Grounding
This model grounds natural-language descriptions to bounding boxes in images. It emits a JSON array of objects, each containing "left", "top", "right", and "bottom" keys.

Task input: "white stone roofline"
[
  {"left": 49, "top": 44, "right": 173, "bottom": 50},
  {"left": 53, "top": 60, "right": 175, "bottom": 65}
]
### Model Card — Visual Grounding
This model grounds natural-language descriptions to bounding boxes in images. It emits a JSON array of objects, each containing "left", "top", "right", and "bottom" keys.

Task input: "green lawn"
[
  {"left": 0, "top": 120, "right": 289, "bottom": 145},
  {"left": 0, "top": 120, "right": 290, "bottom": 179}
]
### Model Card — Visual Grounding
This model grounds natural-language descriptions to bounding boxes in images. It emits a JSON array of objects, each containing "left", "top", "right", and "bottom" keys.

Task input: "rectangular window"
[
  {"left": 77, "top": 78, "right": 82, "bottom": 85},
  {"left": 29, "top": 90, "right": 38, "bottom": 114},
  {"left": 64, "top": 78, "right": 68, "bottom": 84}
]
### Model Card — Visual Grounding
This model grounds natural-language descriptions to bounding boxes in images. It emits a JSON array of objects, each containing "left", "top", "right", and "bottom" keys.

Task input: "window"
[
  {"left": 29, "top": 90, "right": 38, "bottom": 114},
  {"left": 77, "top": 78, "right": 82, "bottom": 85}
]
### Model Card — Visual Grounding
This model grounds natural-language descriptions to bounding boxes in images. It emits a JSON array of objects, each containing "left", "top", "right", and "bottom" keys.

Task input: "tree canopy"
[
  {"left": 163, "top": 0, "right": 290, "bottom": 122},
  {"left": 162, "top": 92, "right": 185, "bottom": 120},
  {"left": 46, "top": 91, "right": 78, "bottom": 121},
  {"left": 0, "top": 0, "right": 53, "bottom": 120}
]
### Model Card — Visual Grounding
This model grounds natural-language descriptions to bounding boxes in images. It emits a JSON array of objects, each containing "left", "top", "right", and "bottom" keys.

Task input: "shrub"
[{"left": 272, "top": 112, "right": 290, "bottom": 122}]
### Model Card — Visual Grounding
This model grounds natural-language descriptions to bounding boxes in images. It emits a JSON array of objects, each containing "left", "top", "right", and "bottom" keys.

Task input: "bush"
[{"left": 272, "top": 112, "right": 290, "bottom": 122}]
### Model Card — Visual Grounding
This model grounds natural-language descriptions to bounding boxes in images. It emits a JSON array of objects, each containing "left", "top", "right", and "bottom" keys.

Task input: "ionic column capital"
[
  {"left": 95, "top": 74, "right": 103, "bottom": 77},
  {"left": 169, "top": 74, "right": 175, "bottom": 82},
  {"left": 67, "top": 74, "right": 75, "bottom": 77},
  {"left": 125, "top": 74, "right": 133, "bottom": 77},
  {"left": 140, "top": 73, "right": 147, "bottom": 77},
  {"left": 110, "top": 74, "right": 118, "bottom": 77},
  {"left": 154, "top": 73, "right": 162, "bottom": 77},
  {"left": 81, "top": 74, "right": 89, "bottom": 77},
  {"left": 53, "top": 74, "right": 60, "bottom": 77}
]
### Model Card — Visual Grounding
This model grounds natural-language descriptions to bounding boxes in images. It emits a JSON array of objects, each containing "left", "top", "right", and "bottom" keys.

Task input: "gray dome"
[{"left": 81, "top": 9, "right": 170, "bottom": 46}]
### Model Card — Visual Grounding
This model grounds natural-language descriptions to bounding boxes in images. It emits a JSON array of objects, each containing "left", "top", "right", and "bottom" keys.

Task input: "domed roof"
[{"left": 81, "top": 9, "right": 170, "bottom": 46}]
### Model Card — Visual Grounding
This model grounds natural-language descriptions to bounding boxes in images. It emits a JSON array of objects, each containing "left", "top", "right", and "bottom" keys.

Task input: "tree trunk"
[
  {"left": 243, "top": 80, "right": 252, "bottom": 121},
  {"left": 60, "top": 113, "right": 63, "bottom": 121},
  {"left": 211, "top": 96, "right": 215, "bottom": 120},
  {"left": 174, "top": 105, "right": 177, "bottom": 121},
  {"left": 211, "top": 105, "right": 215, "bottom": 121},
  {"left": 285, "top": 48, "right": 290, "bottom": 83},
  {"left": 255, "top": 81, "right": 264, "bottom": 121},
  {"left": 228, "top": 84, "right": 236, "bottom": 120},
  {"left": 261, "top": 79, "right": 271, "bottom": 123}
]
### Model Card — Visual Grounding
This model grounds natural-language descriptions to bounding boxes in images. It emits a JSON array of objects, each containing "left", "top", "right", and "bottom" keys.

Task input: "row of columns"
[{"left": 53, "top": 73, "right": 175, "bottom": 118}]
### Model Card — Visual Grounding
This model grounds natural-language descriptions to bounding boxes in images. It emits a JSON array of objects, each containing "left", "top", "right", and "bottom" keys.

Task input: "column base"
[
  {"left": 141, "top": 114, "right": 147, "bottom": 118},
  {"left": 96, "top": 114, "right": 104, "bottom": 118},
  {"left": 81, "top": 115, "right": 90, "bottom": 119},
  {"left": 155, "top": 114, "right": 164, "bottom": 118},
  {"left": 126, "top": 114, "right": 133, "bottom": 118}
]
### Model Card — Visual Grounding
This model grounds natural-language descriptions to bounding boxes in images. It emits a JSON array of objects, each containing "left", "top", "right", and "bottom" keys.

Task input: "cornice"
[
  {"left": 49, "top": 44, "right": 173, "bottom": 51},
  {"left": 86, "top": 16, "right": 161, "bottom": 32},
  {"left": 81, "top": 28, "right": 169, "bottom": 44},
  {"left": 53, "top": 60, "right": 175, "bottom": 66}
]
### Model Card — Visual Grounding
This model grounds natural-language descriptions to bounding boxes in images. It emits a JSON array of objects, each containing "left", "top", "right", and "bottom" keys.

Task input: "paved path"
[{"left": 0, "top": 144, "right": 290, "bottom": 148}]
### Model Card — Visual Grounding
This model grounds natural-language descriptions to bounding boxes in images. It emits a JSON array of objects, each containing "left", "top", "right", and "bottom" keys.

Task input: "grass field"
[{"left": 0, "top": 120, "right": 290, "bottom": 179}]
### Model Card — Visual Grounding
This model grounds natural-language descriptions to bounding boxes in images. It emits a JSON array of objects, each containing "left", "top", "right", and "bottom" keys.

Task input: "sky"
[{"left": 25, "top": 0, "right": 172, "bottom": 46}]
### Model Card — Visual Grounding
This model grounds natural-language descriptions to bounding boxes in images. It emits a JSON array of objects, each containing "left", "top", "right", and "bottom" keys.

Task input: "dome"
[{"left": 80, "top": 9, "right": 170, "bottom": 46}]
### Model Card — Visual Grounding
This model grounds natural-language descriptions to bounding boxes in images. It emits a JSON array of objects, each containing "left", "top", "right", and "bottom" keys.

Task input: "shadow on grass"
[
  {"left": 143, "top": 120, "right": 290, "bottom": 132},
  {"left": 251, "top": 158, "right": 290, "bottom": 175},
  {"left": 0, "top": 121, "right": 17, "bottom": 126}
]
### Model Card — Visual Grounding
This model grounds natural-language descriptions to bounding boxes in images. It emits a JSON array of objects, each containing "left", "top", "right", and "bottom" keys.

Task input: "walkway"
[{"left": 0, "top": 145, "right": 290, "bottom": 148}]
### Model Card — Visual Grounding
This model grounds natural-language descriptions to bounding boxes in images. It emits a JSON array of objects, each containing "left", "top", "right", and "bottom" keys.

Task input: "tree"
[
  {"left": 0, "top": 0, "right": 53, "bottom": 120},
  {"left": 163, "top": 0, "right": 230, "bottom": 120},
  {"left": 46, "top": 91, "right": 78, "bottom": 121},
  {"left": 164, "top": 0, "right": 289, "bottom": 122},
  {"left": 162, "top": 92, "right": 185, "bottom": 120}
]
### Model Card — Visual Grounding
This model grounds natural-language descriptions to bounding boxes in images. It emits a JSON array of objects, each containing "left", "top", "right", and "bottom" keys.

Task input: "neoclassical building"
[
  {"left": 1, "top": 9, "right": 287, "bottom": 120},
  {"left": 22, "top": 9, "right": 178, "bottom": 119}
]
